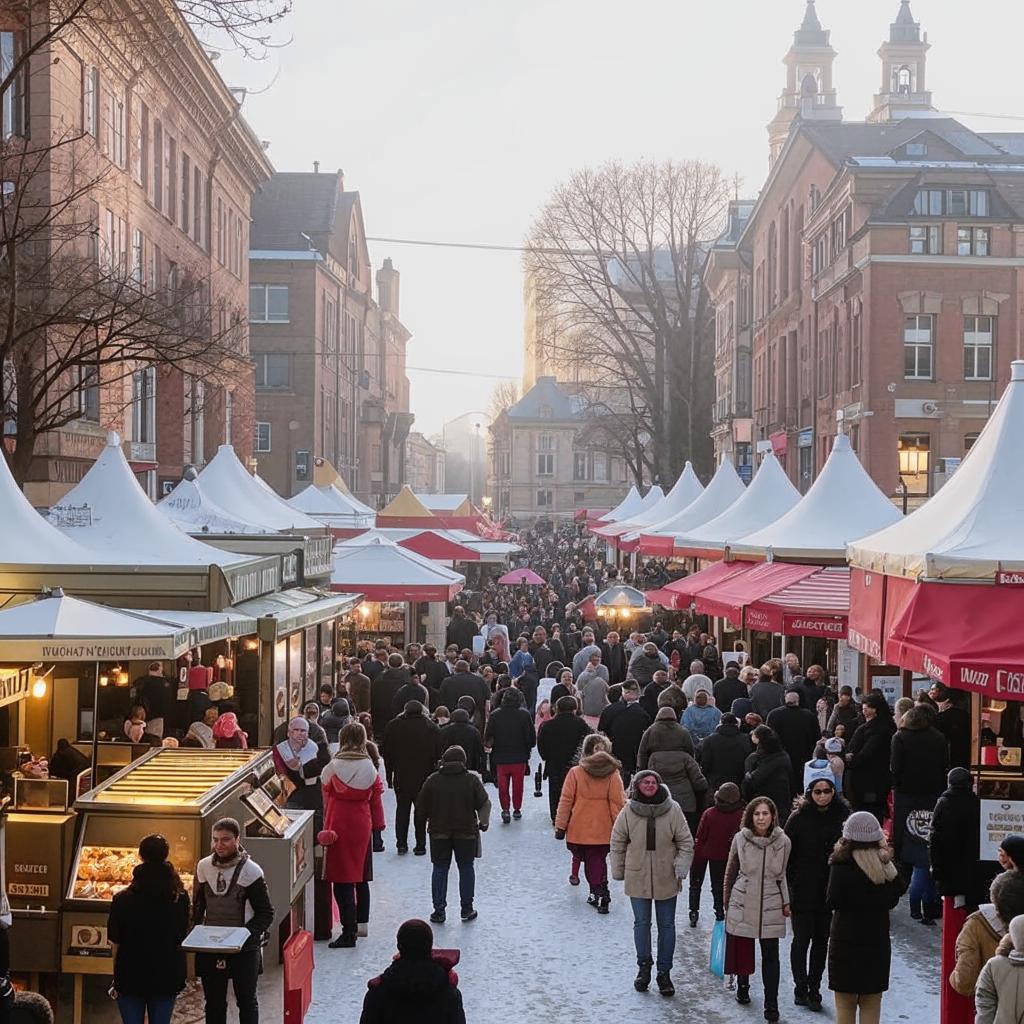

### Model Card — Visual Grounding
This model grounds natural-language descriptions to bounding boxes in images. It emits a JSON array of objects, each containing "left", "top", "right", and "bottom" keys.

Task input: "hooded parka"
[
  {"left": 723, "top": 826, "right": 792, "bottom": 939},
  {"left": 554, "top": 749, "right": 626, "bottom": 845}
]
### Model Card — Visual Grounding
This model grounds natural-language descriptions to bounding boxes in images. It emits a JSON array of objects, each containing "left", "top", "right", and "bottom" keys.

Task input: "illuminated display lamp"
[
  {"left": 593, "top": 585, "right": 650, "bottom": 616},
  {"left": 31, "top": 676, "right": 47, "bottom": 699}
]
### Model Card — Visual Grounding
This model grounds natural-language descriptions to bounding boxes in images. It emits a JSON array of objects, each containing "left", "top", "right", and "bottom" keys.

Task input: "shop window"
[{"left": 898, "top": 433, "right": 930, "bottom": 496}]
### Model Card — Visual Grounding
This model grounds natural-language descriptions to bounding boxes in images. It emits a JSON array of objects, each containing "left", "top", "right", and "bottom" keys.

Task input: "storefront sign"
[
  {"left": 781, "top": 614, "right": 848, "bottom": 638},
  {"left": 996, "top": 571, "right": 1024, "bottom": 587},
  {"left": 980, "top": 800, "right": 1024, "bottom": 860},
  {"left": 301, "top": 538, "right": 334, "bottom": 581},
  {"left": 744, "top": 606, "right": 772, "bottom": 632},
  {"left": 281, "top": 552, "right": 300, "bottom": 586},
  {"left": 224, "top": 562, "right": 282, "bottom": 603},
  {"left": 7, "top": 638, "right": 190, "bottom": 661}
]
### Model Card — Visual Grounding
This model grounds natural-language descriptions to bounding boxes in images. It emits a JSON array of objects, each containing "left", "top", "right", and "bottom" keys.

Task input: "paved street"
[{"left": 306, "top": 785, "right": 940, "bottom": 1023}]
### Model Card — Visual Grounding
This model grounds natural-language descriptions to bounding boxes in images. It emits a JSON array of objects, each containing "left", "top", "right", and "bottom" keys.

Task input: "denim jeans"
[
  {"left": 430, "top": 837, "right": 476, "bottom": 911},
  {"left": 908, "top": 865, "right": 937, "bottom": 915},
  {"left": 630, "top": 895, "right": 677, "bottom": 973},
  {"left": 116, "top": 994, "right": 177, "bottom": 1024}
]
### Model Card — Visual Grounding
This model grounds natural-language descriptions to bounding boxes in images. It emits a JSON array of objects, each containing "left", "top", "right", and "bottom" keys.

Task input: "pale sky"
[{"left": 224, "top": 0, "right": 1023, "bottom": 437}]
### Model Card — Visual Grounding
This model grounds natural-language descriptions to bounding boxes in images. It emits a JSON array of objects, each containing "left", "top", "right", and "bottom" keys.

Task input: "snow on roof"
[
  {"left": 198, "top": 446, "right": 323, "bottom": 532},
  {"left": 848, "top": 360, "right": 1024, "bottom": 580},
  {"left": 732, "top": 434, "right": 902, "bottom": 562},
  {"left": 158, "top": 473, "right": 274, "bottom": 535},
  {"left": 289, "top": 483, "right": 376, "bottom": 526},
  {"left": 598, "top": 486, "right": 642, "bottom": 523},
  {"left": 0, "top": 446, "right": 96, "bottom": 565},
  {"left": 612, "top": 463, "right": 705, "bottom": 539},
  {"left": 49, "top": 434, "right": 247, "bottom": 566},
  {"left": 673, "top": 453, "right": 801, "bottom": 555},
  {"left": 642, "top": 459, "right": 747, "bottom": 538}
]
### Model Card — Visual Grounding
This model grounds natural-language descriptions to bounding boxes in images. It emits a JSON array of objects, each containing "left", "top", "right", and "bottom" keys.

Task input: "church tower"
[
  {"left": 867, "top": 1, "right": 935, "bottom": 122},
  {"left": 768, "top": 2, "right": 842, "bottom": 168}
]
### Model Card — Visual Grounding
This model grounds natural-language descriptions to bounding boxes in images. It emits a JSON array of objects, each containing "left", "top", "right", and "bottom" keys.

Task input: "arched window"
[
  {"left": 894, "top": 65, "right": 913, "bottom": 95},
  {"left": 801, "top": 73, "right": 818, "bottom": 99}
]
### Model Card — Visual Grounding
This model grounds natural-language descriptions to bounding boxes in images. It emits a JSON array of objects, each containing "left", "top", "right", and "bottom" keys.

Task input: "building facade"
[
  {"left": 8, "top": 3, "right": 272, "bottom": 506},
  {"left": 488, "top": 376, "right": 630, "bottom": 521},
  {"left": 405, "top": 431, "right": 445, "bottom": 494},
  {"left": 710, "top": 1, "right": 1024, "bottom": 506},
  {"left": 249, "top": 170, "right": 413, "bottom": 504}
]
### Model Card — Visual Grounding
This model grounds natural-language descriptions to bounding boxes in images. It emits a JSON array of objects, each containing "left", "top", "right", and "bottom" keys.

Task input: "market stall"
[
  {"left": 607, "top": 462, "right": 705, "bottom": 554},
  {"left": 636, "top": 459, "right": 747, "bottom": 556},
  {"left": 594, "top": 485, "right": 644, "bottom": 525}
]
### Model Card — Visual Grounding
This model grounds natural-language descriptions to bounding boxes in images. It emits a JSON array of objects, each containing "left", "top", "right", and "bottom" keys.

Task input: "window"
[
  {"left": 963, "top": 315, "right": 994, "bottom": 381},
  {"left": 134, "top": 101, "right": 148, "bottom": 187},
  {"left": 224, "top": 389, "right": 233, "bottom": 445},
  {"left": 850, "top": 309, "right": 862, "bottom": 387},
  {"left": 965, "top": 432, "right": 980, "bottom": 454},
  {"left": 216, "top": 197, "right": 223, "bottom": 263},
  {"left": 536, "top": 452, "right": 554, "bottom": 476},
  {"left": 131, "top": 367, "right": 156, "bottom": 444},
  {"left": 152, "top": 119, "right": 162, "bottom": 212},
  {"left": 913, "top": 189, "right": 943, "bottom": 216},
  {"left": 904, "top": 314, "right": 933, "bottom": 380},
  {"left": 187, "top": 378, "right": 205, "bottom": 464},
  {"left": 906, "top": 142, "right": 927, "bottom": 157},
  {"left": 165, "top": 135, "right": 176, "bottom": 222},
  {"left": 193, "top": 167, "right": 204, "bottom": 246},
  {"left": 254, "top": 353, "right": 290, "bottom": 389},
  {"left": 536, "top": 489, "right": 553, "bottom": 508},
  {"left": 573, "top": 452, "right": 588, "bottom": 480},
  {"left": 913, "top": 189, "right": 988, "bottom": 217},
  {"left": 249, "top": 284, "right": 289, "bottom": 323},
  {"left": 83, "top": 65, "right": 100, "bottom": 137},
  {"left": 909, "top": 225, "right": 941, "bottom": 255},
  {"left": 0, "top": 32, "right": 25, "bottom": 137},
  {"left": 957, "top": 227, "right": 989, "bottom": 256},
  {"left": 593, "top": 453, "right": 607, "bottom": 482},
  {"left": 100, "top": 209, "right": 126, "bottom": 274},
  {"left": 538, "top": 432, "right": 554, "bottom": 450},
  {"left": 131, "top": 228, "right": 143, "bottom": 284},
  {"left": 108, "top": 93, "right": 125, "bottom": 167},
  {"left": 898, "top": 433, "right": 930, "bottom": 496},
  {"left": 77, "top": 363, "right": 100, "bottom": 422},
  {"left": 497, "top": 451, "right": 510, "bottom": 476},
  {"left": 180, "top": 153, "right": 190, "bottom": 233},
  {"left": 323, "top": 295, "right": 338, "bottom": 362},
  {"left": 255, "top": 422, "right": 271, "bottom": 452}
]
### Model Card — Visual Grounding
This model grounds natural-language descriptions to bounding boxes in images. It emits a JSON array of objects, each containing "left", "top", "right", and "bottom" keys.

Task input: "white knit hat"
[{"left": 1011, "top": 915, "right": 1024, "bottom": 953}]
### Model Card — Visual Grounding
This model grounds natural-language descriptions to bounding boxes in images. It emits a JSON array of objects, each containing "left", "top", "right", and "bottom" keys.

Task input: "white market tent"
[
  {"left": 331, "top": 534, "right": 465, "bottom": 601},
  {"left": 415, "top": 493, "right": 470, "bottom": 512},
  {"left": 597, "top": 485, "right": 642, "bottom": 523},
  {"left": 289, "top": 483, "right": 376, "bottom": 528},
  {"left": 158, "top": 471, "right": 273, "bottom": 535},
  {"left": 672, "top": 453, "right": 801, "bottom": 557},
  {"left": 348, "top": 527, "right": 520, "bottom": 563},
  {"left": 199, "top": 445, "right": 323, "bottom": 532},
  {"left": 49, "top": 434, "right": 247, "bottom": 566},
  {"left": 641, "top": 458, "right": 747, "bottom": 540},
  {"left": 0, "top": 447, "right": 97, "bottom": 565},
  {"left": 731, "top": 434, "right": 902, "bottom": 562},
  {"left": 632, "top": 484, "right": 665, "bottom": 516},
  {"left": 0, "top": 591, "right": 194, "bottom": 661},
  {"left": 613, "top": 463, "right": 705, "bottom": 541},
  {"left": 849, "top": 360, "right": 1024, "bottom": 580}
]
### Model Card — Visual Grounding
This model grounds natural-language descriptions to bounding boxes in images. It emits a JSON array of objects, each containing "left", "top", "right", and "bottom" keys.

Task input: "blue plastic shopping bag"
[{"left": 709, "top": 919, "right": 726, "bottom": 978}]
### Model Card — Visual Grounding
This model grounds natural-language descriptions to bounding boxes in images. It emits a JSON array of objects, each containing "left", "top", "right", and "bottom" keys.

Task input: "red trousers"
[
  {"left": 496, "top": 763, "right": 526, "bottom": 811},
  {"left": 941, "top": 898, "right": 973, "bottom": 1024}
]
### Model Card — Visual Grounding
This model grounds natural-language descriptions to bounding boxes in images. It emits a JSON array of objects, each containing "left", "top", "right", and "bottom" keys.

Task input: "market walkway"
[{"left": 306, "top": 787, "right": 939, "bottom": 1023}]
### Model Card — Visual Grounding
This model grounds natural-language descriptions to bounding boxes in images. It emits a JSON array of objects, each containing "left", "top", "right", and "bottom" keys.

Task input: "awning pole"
[{"left": 91, "top": 660, "right": 100, "bottom": 782}]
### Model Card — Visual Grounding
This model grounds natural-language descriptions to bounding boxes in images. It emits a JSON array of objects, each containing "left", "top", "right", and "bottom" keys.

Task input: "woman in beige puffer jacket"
[
  {"left": 610, "top": 769, "right": 694, "bottom": 996},
  {"left": 723, "top": 797, "right": 792, "bottom": 1021}
]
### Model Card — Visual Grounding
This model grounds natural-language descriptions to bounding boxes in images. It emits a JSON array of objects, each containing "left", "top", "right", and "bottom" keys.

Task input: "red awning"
[
  {"left": 646, "top": 587, "right": 683, "bottom": 608},
  {"left": 744, "top": 567, "right": 850, "bottom": 638},
  {"left": 637, "top": 531, "right": 678, "bottom": 557},
  {"left": 618, "top": 535, "right": 641, "bottom": 554},
  {"left": 397, "top": 531, "right": 481, "bottom": 562},
  {"left": 884, "top": 582, "right": 1024, "bottom": 697},
  {"left": 695, "top": 562, "right": 819, "bottom": 628},
  {"left": 646, "top": 561, "right": 753, "bottom": 611},
  {"left": 847, "top": 570, "right": 917, "bottom": 661}
]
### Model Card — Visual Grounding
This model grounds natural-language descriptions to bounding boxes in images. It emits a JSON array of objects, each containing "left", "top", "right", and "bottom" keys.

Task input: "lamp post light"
[{"left": 897, "top": 443, "right": 929, "bottom": 515}]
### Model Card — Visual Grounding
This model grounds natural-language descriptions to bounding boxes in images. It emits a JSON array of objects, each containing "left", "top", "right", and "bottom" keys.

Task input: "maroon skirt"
[{"left": 724, "top": 933, "right": 755, "bottom": 976}]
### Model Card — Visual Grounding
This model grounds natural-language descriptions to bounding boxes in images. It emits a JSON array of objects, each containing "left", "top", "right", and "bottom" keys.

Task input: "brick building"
[
  {"left": 6, "top": 2, "right": 272, "bottom": 505},
  {"left": 405, "top": 431, "right": 445, "bottom": 494},
  {"left": 711, "top": 1, "right": 1024, "bottom": 506},
  {"left": 249, "top": 170, "right": 413, "bottom": 504}
]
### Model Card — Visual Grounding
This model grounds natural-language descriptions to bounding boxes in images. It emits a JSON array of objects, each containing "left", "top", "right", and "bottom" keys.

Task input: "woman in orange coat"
[
  {"left": 320, "top": 722, "right": 385, "bottom": 949},
  {"left": 554, "top": 732, "right": 626, "bottom": 913}
]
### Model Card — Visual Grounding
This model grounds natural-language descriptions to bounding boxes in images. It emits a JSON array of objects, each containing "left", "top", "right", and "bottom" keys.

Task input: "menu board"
[{"left": 980, "top": 799, "right": 1024, "bottom": 860}]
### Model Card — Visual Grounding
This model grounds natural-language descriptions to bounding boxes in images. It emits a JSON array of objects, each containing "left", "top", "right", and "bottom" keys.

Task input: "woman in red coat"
[{"left": 321, "top": 721, "right": 385, "bottom": 948}]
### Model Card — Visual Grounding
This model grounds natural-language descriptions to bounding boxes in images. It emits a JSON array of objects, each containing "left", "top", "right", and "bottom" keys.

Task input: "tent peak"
[
  {"left": 1012, "top": 359, "right": 1024, "bottom": 382},
  {"left": 106, "top": 430, "right": 121, "bottom": 447}
]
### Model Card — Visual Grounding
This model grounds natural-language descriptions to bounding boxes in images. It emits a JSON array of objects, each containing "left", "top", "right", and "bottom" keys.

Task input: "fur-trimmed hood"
[{"left": 580, "top": 749, "right": 622, "bottom": 778}]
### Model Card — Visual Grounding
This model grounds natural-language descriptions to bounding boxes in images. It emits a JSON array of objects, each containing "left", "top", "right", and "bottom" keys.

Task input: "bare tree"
[
  {"left": 487, "top": 379, "right": 519, "bottom": 423},
  {"left": 526, "top": 159, "right": 730, "bottom": 483}
]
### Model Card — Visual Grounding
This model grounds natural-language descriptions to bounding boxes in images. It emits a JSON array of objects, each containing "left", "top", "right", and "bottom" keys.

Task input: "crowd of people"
[{"left": 22, "top": 519, "right": 1024, "bottom": 1024}]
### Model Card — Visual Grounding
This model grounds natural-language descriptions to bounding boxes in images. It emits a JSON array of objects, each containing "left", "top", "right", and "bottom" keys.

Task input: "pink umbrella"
[{"left": 497, "top": 568, "right": 546, "bottom": 586}]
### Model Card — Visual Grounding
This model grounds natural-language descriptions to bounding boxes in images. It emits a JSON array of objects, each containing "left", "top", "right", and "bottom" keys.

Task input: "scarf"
[
  {"left": 629, "top": 786, "right": 672, "bottom": 850},
  {"left": 276, "top": 737, "right": 319, "bottom": 784},
  {"left": 852, "top": 847, "right": 899, "bottom": 885}
]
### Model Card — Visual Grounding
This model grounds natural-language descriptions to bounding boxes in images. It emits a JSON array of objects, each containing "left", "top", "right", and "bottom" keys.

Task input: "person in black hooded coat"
[
  {"left": 699, "top": 714, "right": 752, "bottom": 791},
  {"left": 537, "top": 696, "right": 592, "bottom": 822},
  {"left": 784, "top": 777, "right": 850, "bottom": 1009},
  {"left": 741, "top": 725, "right": 793, "bottom": 826},
  {"left": 438, "top": 710, "right": 484, "bottom": 774},
  {"left": 844, "top": 691, "right": 896, "bottom": 823},
  {"left": 930, "top": 767, "right": 987, "bottom": 910},
  {"left": 360, "top": 919, "right": 465, "bottom": 1024}
]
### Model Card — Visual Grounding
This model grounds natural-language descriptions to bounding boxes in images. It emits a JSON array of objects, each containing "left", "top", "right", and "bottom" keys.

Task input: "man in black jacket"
[
  {"left": 438, "top": 663, "right": 491, "bottom": 733},
  {"left": 439, "top": 709, "right": 484, "bottom": 773},
  {"left": 193, "top": 818, "right": 274, "bottom": 1024},
  {"left": 640, "top": 669, "right": 670, "bottom": 721},
  {"left": 445, "top": 606, "right": 478, "bottom": 653},
  {"left": 713, "top": 665, "right": 750, "bottom": 716},
  {"left": 414, "top": 645, "right": 449, "bottom": 705},
  {"left": 698, "top": 713, "right": 752, "bottom": 791},
  {"left": 603, "top": 680, "right": 651, "bottom": 787},
  {"left": 600, "top": 631, "right": 629, "bottom": 686},
  {"left": 370, "top": 654, "right": 411, "bottom": 741},
  {"left": 415, "top": 746, "right": 491, "bottom": 923},
  {"left": 537, "top": 696, "right": 592, "bottom": 821},
  {"left": 382, "top": 702, "right": 442, "bottom": 855},
  {"left": 483, "top": 688, "right": 536, "bottom": 824},
  {"left": 529, "top": 627, "right": 553, "bottom": 678},
  {"left": 767, "top": 690, "right": 823, "bottom": 796},
  {"left": 845, "top": 691, "right": 896, "bottom": 822},
  {"left": 929, "top": 682, "right": 972, "bottom": 769}
]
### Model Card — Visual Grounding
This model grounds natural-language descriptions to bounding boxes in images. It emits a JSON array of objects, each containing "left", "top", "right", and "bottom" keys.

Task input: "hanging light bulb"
[
  {"left": 99, "top": 674, "right": 109, "bottom": 687},
  {"left": 31, "top": 676, "right": 47, "bottom": 699}
]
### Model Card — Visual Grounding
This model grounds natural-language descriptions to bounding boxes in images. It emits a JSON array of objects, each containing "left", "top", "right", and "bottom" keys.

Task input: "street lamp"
[{"left": 897, "top": 443, "right": 929, "bottom": 515}]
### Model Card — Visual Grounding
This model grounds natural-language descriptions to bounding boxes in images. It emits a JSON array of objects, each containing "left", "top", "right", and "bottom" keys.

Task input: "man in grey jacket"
[{"left": 572, "top": 629, "right": 602, "bottom": 679}]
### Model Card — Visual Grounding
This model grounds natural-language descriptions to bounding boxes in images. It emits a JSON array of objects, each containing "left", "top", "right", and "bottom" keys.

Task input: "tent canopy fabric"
[
  {"left": 644, "top": 560, "right": 752, "bottom": 611},
  {"left": 744, "top": 566, "right": 850, "bottom": 638},
  {"left": 330, "top": 535, "right": 464, "bottom": 602},
  {"left": 199, "top": 446, "right": 324, "bottom": 532},
  {"left": 497, "top": 568, "right": 546, "bottom": 586},
  {"left": 159, "top": 475, "right": 273, "bottom": 535},
  {"left": 730, "top": 435, "right": 902, "bottom": 562},
  {"left": 672, "top": 453, "right": 800, "bottom": 558},
  {"left": 849, "top": 360, "right": 1024, "bottom": 581},
  {"left": 288, "top": 483, "right": 376, "bottom": 525},
  {"left": 396, "top": 531, "right": 480, "bottom": 562},
  {"left": 50, "top": 434, "right": 247, "bottom": 566},
  {"left": 377, "top": 486, "right": 436, "bottom": 520},
  {"left": 415, "top": 493, "right": 474, "bottom": 516},
  {"left": 0, "top": 442, "right": 96, "bottom": 566},
  {"left": 596, "top": 463, "right": 704, "bottom": 539},
  {"left": 312, "top": 457, "right": 358, "bottom": 497},
  {"left": 597, "top": 486, "right": 642, "bottom": 524},
  {"left": 695, "top": 561, "right": 820, "bottom": 627},
  {"left": 883, "top": 582, "right": 1024, "bottom": 697},
  {"left": 638, "top": 459, "right": 747, "bottom": 556},
  {"left": 0, "top": 593, "right": 193, "bottom": 661}
]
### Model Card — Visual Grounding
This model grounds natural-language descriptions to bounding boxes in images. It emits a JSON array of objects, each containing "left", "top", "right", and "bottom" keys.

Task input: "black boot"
[
  {"left": 597, "top": 884, "right": 610, "bottom": 915},
  {"left": 329, "top": 906, "right": 358, "bottom": 948},
  {"left": 736, "top": 978, "right": 751, "bottom": 1005},
  {"left": 806, "top": 990, "right": 823, "bottom": 1011},
  {"left": 634, "top": 960, "right": 653, "bottom": 992},
  {"left": 794, "top": 985, "right": 808, "bottom": 1006},
  {"left": 656, "top": 971, "right": 675, "bottom": 996}
]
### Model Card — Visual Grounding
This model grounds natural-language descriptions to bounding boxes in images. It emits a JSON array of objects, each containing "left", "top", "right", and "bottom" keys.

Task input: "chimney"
[{"left": 313, "top": 160, "right": 319, "bottom": 173}]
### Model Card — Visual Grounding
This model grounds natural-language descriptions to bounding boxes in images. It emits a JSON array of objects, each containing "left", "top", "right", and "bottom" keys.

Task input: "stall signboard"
[
  {"left": 837, "top": 641, "right": 860, "bottom": 689},
  {"left": 223, "top": 560, "right": 282, "bottom": 603},
  {"left": 980, "top": 799, "right": 1024, "bottom": 860},
  {"left": 300, "top": 537, "right": 335, "bottom": 581},
  {"left": 288, "top": 633, "right": 302, "bottom": 715},
  {"left": 273, "top": 639, "right": 288, "bottom": 729},
  {"left": 871, "top": 674, "right": 901, "bottom": 708},
  {"left": 2, "top": 636, "right": 191, "bottom": 661}
]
